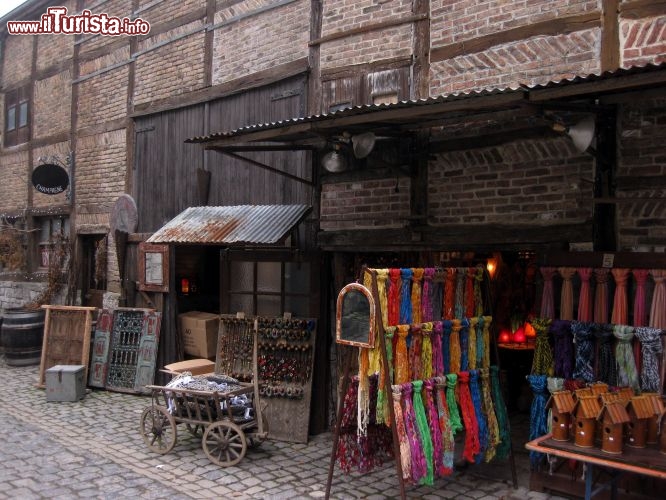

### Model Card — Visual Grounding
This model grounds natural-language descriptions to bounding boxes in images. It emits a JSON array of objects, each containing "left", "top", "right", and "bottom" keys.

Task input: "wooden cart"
[
  {"left": 139, "top": 316, "right": 266, "bottom": 467},
  {"left": 139, "top": 379, "right": 267, "bottom": 466}
]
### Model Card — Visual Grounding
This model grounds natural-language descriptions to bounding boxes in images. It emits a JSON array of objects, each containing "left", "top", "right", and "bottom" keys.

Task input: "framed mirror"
[{"left": 335, "top": 283, "right": 375, "bottom": 348}]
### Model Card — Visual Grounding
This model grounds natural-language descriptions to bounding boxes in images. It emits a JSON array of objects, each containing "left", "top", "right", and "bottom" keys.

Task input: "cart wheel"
[
  {"left": 202, "top": 421, "right": 247, "bottom": 467},
  {"left": 248, "top": 412, "right": 269, "bottom": 448},
  {"left": 186, "top": 423, "right": 205, "bottom": 437},
  {"left": 140, "top": 406, "right": 177, "bottom": 454}
]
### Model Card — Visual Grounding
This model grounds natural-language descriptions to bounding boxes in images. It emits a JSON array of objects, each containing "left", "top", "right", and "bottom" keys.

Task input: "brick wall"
[
  {"left": 2, "top": 34, "right": 32, "bottom": 87},
  {"left": 428, "top": 137, "right": 594, "bottom": 225},
  {"left": 79, "top": 0, "right": 133, "bottom": 56},
  {"left": 211, "top": 0, "right": 310, "bottom": 85},
  {"left": 616, "top": 98, "right": 666, "bottom": 250},
  {"left": 430, "top": 28, "right": 601, "bottom": 94},
  {"left": 320, "top": 178, "right": 410, "bottom": 230},
  {"left": 137, "top": 0, "right": 205, "bottom": 27},
  {"left": 75, "top": 129, "right": 126, "bottom": 210},
  {"left": 0, "top": 150, "right": 29, "bottom": 212},
  {"left": 77, "top": 47, "right": 130, "bottom": 129},
  {"left": 134, "top": 21, "right": 206, "bottom": 105},
  {"left": 430, "top": 0, "right": 599, "bottom": 48},
  {"left": 620, "top": 15, "right": 666, "bottom": 67},
  {"left": 33, "top": 71, "right": 72, "bottom": 140},
  {"left": 35, "top": 0, "right": 75, "bottom": 73}
]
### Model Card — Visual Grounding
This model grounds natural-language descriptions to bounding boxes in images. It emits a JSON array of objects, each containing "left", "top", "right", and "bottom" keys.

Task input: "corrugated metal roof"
[
  {"left": 186, "top": 63, "right": 666, "bottom": 144},
  {"left": 146, "top": 205, "right": 311, "bottom": 245}
]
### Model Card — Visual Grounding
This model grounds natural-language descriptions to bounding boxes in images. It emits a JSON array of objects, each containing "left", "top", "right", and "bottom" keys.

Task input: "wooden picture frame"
[
  {"left": 138, "top": 242, "right": 169, "bottom": 292},
  {"left": 335, "top": 282, "right": 375, "bottom": 348}
]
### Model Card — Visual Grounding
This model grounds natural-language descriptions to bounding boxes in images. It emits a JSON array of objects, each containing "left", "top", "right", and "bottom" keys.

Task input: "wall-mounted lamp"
[
  {"left": 552, "top": 116, "right": 596, "bottom": 153},
  {"left": 321, "top": 144, "right": 348, "bottom": 173},
  {"left": 486, "top": 252, "right": 501, "bottom": 279}
]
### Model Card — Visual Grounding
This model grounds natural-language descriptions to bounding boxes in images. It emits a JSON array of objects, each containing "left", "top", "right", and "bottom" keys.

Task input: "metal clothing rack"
[{"left": 325, "top": 267, "right": 518, "bottom": 499}]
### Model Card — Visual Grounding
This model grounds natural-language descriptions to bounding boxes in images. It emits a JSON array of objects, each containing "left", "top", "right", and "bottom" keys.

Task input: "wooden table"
[{"left": 526, "top": 434, "right": 666, "bottom": 499}]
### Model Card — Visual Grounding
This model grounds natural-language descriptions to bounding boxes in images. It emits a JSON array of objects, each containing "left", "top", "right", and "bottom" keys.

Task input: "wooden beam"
[
  {"left": 211, "top": 150, "right": 314, "bottom": 186},
  {"left": 429, "top": 126, "right": 558, "bottom": 153},
  {"left": 198, "top": 121, "right": 314, "bottom": 146},
  {"left": 131, "top": 57, "right": 308, "bottom": 117},
  {"left": 308, "top": 13, "right": 428, "bottom": 46},
  {"left": 540, "top": 250, "right": 666, "bottom": 269},
  {"left": 601, "top": 0, "right": 620, "bottom": 72},
  {"left": 619, "top": 0, "right": 666, "bottom": 19},
  {"left": 321, "top": 56, "right": 411, "bottom": 81},
  {"left": 203, "top": 0, "right": 215, "bottom": 88},
  {"left": 308, "top": 0, "right": 323, "bottom": 115},
  {"left": 412, "top": 0, "right": 430, "bottom": 100},
  {"left": 211, "top": 144, "right": 319, "bottom": 152},
  {"left": 616, "top": 175, "right": 666, "bottom": 190},
  {"left": 431, "top": 12, "right": 601, "bottom": 62}
]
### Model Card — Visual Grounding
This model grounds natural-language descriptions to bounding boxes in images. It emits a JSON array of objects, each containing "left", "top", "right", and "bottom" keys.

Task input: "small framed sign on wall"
[{"left": 138, "top": 242, "right": 169, "bottom": 292}]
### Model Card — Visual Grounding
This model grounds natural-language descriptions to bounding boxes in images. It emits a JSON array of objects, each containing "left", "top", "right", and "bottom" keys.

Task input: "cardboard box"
[
  {"left": 45, "top": 365, "right": 86, "bottom": 402},
  {"left": 164, "top": 358, "right": 215, "bottom": 376},
  {"left": 178, "top": 311, "right": 219, "bottom": 358}
]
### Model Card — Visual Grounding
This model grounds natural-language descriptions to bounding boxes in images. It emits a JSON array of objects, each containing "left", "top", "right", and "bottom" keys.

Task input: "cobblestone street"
[{"left": 0, "top": 358, "right": 564, "bottom": 499}]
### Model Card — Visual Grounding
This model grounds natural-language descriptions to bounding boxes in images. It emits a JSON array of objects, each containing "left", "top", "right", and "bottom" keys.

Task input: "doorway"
[{"left": 80, "top": 234, "right": 108, "bottom": 308}]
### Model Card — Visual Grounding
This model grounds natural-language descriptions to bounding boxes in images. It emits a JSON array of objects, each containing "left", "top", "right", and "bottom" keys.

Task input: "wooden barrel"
[{"left": 1, "top": 308, "right": 45, "bottom": 366}]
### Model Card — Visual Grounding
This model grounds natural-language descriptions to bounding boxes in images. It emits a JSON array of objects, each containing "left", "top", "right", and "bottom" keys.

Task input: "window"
[
  {"left": 4, "top": 85, "right": 30, "bottom": 147},
  {"left": 222, "top": 255, "right": 313, "bottom": 317},
  {"left": 36, "top": 216, "right": 70, "bottom": 269}
]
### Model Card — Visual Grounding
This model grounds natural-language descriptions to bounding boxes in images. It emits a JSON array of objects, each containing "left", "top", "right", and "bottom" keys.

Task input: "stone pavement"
[{"left": 0, "top": 358, "right": 566, "bottom": 500}]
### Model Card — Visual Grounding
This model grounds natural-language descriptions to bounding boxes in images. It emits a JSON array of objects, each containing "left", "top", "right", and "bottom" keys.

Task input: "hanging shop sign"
[{"left": 31, "top": 162, "right": 69, "bottom": 195}]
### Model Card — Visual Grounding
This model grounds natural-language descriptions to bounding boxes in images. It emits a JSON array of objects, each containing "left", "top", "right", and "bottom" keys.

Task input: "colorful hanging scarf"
[
  {"left": 468, "top": 317, "right": 478, "bottom": 370},
  {"left": 434, "top": 377, "right": 454, "bottom": 475},
  {"left": 611, "top": 268, "right": 631, "bottom": 325},
  {"left": 539, "top": 267, "right": 557, "bottom": 319},
  {"left": 490, "top": 365, "right": 511, "bottom": 460},
  {"left": 400, "top": 268, "right": 414, "bottom": 325},
  {"left": 335, "top": 376, "right": 359, "bottom": 473},
  {"left": 457, "top": 371, "right": 480, "bottom": 463},
  {"left": 421, "top": 323, "right": 433, "bottom": 380},
  {"left": 632, "top": 269, "right": 649, "bottom": 327},
  {"left": 469, "top": 370, "right": 488, "bottom": 464},
  {"left": 424, "top": 379, "right": 444, "bottom": 479},
  {"left": 480, "top": 368, "right": 500, "bottom": 462},
  {"left": 364, "top": 271, "right": 382, "bottom": 376},
  {"left": 445, "top": 373, "right": 463, "bottom": 435},
  {"left": 649, "top": 270, "right": 666, "bottom": 329},
  {"left": 454, "top": 267, "right": 467, "bottom": 319},
  {"left": 459, "top": 318, "right": 470, "bottom": 372},
  {"left": 402, "top": 382, "right": 427, "bottom": 484},
  {"left": 411, "top": 380, "right": 434, "bottom": 485},
  {"left": 391, "top": 385, "right": 412, "bottom": 481},
  {"left": 444, "top": 268, "right": 456, "bottom": 320},
  {"left": 388, "top": 268, "right": 401, "bottom": 326},
  {"left": 411, "top": 268, "right": 424, "bottom": 324},
  {"left": 465, "top": 267, "right": 476, "bottom": 318},
  {"left": 450, "top": 319, "right": 462, "bottom": 375},
  {"left": 593, "top": 268, "right": 610, "bottom": 324},
  {"left": 409, "top": 324, "right": 423, "bottom": 382},
  {"left": 527, "top": 374, "right": 549, "bottom": 470},
  {"left": 635, "top": 326, "right": 663, "bottom": 393},
  {"left": 474, "top": 316, "right": 483, "bottom": 370},
  {"left": 613, "top": 324, "right": 640, "bottom": 393},
  {"left": 395, "top": 325, "right": 410, "bottom": 385},
  {"left": 385, "top": 327, "right": 395, "bottom": 386},
  {"left": 432, "top": 321, "right": 444, "bottom": 377},
  {"left": 558, "top": 267, "right": 577, "bottom": 321},
  {"left": 571, "top": 321, "right": 595, "bottom": 382},
  {"left": 577, "top": 267, "right": 594, "bottom": 321},
  {"left": 594, "top": 323, "right": 617, "bottom": 387},
  {"left": 358, "top": 347, "right": 370, "bottom": 437},
  {"left": 422, "top": 268, "right": 435, "bottom": 322},
  {"left": 474, "top": 265, "right": 484, "bottom": 317},
  {"left": 441, "top": 320, "right": 452, "bottom": 374},
  {"left": 530, "top": 317, "right": 553, "bottom": 376},
  {"left": 432, "top": 268, "right": 445, "bottom": 321},
  {"left": 550, "top": 319, "right": 573, "bottom": 380},
  {"left": 375, "top": 269, "right": 390, "bottom": 329},
  {"left": 482, "top": 316, "right": 492, "bottom": 369}
]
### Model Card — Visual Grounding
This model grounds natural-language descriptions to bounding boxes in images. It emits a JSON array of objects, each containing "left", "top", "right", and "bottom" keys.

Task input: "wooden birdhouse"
[
  {"left": 615, "top": 386, "right": 635, "bottom": 401},
  {"left": 546, "top": 390, "right": 575, "bottom": 441},
  {"left": 597, "top": 402, "right": 630, "bottom": 454},
  {"left": 600, "top": 391, "right": 629, "bottom": 405},
  {"left": 642, "top": 392, "right": 666, "bottom": 445},
  {"left": 574, "top": 387, "right": 593, "bottom": 400},
  {"left": 573, "top": 395, "right": 601, "bottom": 448},
  {"left": 625, "top": 395, "right": 653, "bottom": 449}
]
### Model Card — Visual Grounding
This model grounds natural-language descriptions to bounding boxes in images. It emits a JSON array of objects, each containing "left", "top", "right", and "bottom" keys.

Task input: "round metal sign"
[
  {"left": 110, "top": 194, "right": 138, "bottom": 233},
  {"left": 31, "top": 163, "right": 69, "bottom": 195}
]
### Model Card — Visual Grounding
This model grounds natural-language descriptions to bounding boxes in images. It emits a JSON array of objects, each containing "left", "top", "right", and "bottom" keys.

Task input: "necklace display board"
[
  {"left": 325, "top": 267, "right": 516, "bottom": 499},
  {"left": 88, "top": 308, "right": 162, "bottom": 394},
  {"left": 37, "top": 305, "right": 97, "bottom": 388},
  {"left": 215, "top": 314, "right": 317, "bottom": 444}
]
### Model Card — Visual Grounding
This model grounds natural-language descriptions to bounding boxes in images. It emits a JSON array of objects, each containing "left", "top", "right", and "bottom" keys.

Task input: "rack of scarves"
[
  {"left": 527, "top": 263, "right": 666, "bottom": 471},
  {"left": 327, "top": 267, "right": 516, "bottom": 499}
]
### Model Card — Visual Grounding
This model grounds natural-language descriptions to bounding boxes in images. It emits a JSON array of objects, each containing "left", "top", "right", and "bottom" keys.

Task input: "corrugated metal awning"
[{"left": 146, "top": 205, "right": 311, "bottom": 245}]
